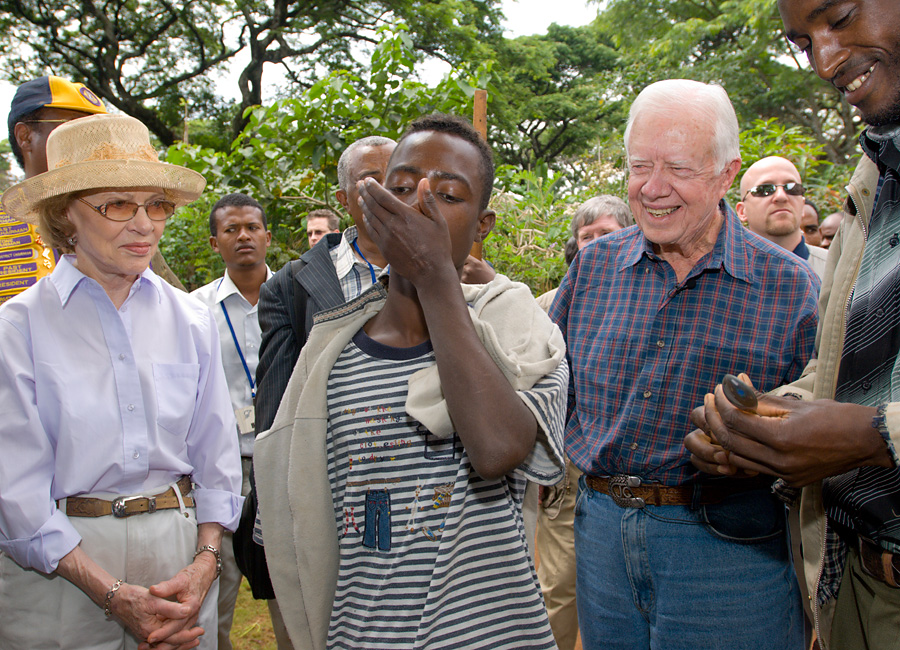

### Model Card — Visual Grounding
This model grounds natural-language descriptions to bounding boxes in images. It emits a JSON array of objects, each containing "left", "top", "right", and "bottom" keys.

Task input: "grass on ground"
[{"left": 230, "top": 578, "right": 277, "bottom": 650}]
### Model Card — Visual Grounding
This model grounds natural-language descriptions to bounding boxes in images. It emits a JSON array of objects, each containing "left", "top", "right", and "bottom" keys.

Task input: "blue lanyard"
[
  {"left": 352, "top": 239, "right": 377, "bottom": 284},
  {"left": 218, "top": 279, "right": 256, "bottom": 399}
]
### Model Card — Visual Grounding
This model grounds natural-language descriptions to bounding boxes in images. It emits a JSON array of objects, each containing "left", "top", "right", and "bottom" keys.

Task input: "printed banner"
[
  {"left": 0, "top": 222, "right": 30, "bottom": 238},
  {"left": 0, "top": 275, "right": 37, "bottom": 295},
  {"left": 0, "top": 261, "right": 39, "bottom": 278},
  {"left": 0, "top": 248, "right": 38, "bottom": 264},
  {"left": 0, "top": 209, "right": 55, "bottom": 299},
  {"left": 0, "top": 233, "right": 35, "bottom": 250}
]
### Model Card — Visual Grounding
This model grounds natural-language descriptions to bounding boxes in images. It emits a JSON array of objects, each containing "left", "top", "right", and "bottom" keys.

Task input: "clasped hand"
[
  {"left": 113, "top": 555, "right": 217, "bottom": 650},
  {"left": 685, "top": 374, "right": 890, "bottom": 487}
]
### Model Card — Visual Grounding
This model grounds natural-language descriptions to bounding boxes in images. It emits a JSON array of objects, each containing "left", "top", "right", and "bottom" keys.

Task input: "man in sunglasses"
[
  {"left": 688, "top": 1, "right": 900, "bottom": 647},
  {"left": 4, "top": 76, "right": 184, "bottom": 294},
  {"left": 736, "top": 156, "right": 828, "bottom": 278}
]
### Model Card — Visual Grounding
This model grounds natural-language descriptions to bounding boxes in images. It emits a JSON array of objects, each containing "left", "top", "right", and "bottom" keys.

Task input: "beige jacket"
[
  {"left": 254, "top": 275, "right": 566, "bottom": 650},
  {"left": 772, "top": 154, "right": 900, "bottom": 647}
]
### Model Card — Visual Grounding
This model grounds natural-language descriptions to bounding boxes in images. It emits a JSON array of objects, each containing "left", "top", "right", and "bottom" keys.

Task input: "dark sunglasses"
[{"left": 742, "top": 182, "right": 805, "bottom": 200}]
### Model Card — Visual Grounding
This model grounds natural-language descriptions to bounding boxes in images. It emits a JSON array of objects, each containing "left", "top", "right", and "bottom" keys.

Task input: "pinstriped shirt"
[
  {"left": 550, "top": 209, "right": 819, "bottom": 485},
  {"left": 820, "top": 124, "right": 900, "bottom": 605},
  {"left": 329, "top": 226, "right": 383, "bottom": 302}
]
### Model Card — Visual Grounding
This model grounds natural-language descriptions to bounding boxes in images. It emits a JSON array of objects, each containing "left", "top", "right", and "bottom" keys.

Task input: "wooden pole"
[
  {"left": 182, "top": 101, "right": 189, "bottom": 144},
  {"left": 471, "top": 89, "right": 488, "bottom": 259},
  {"left": 473, "top": 89, "right": 487, "bottom": 140}
]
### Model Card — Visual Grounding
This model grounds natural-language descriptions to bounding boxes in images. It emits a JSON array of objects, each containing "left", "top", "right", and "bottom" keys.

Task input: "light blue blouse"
[{"left": 0, "top": 256, "right": 243, "bottom": 573}]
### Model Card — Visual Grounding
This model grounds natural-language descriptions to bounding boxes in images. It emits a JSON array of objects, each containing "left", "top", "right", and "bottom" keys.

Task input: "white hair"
[
  {"left": 337, "top": 136, "right": 396, "bottom": 193},
  {"left": 624, "top": 79, "right": 740, "bottom": 172},
  {"left": 570, "top": 195, "right": 633, "bottom": 237}
]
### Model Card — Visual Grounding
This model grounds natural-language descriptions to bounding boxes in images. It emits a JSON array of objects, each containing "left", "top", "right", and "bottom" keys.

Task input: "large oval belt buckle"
[{"left": 609, "top": 475, "right": 645, "bottom": 509}]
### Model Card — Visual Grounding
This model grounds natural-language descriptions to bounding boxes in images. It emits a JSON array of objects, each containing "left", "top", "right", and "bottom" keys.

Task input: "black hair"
[
  {"left": 208, "top": 193, "right": 266, "bottom": 236},
  {"left": 804, "top": 197, "right": 820, "bottom": 220},
  {"left": 9, "top": 107, "right": 43, "bottom": 169},
  {"left": 399, "top": 114, "right": 495, "bottom": 210}
]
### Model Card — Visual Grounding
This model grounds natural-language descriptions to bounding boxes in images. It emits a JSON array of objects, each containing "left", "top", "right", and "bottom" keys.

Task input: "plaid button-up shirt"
[{"left": 550, "top": 208, "right": 819, "bottom": 485}]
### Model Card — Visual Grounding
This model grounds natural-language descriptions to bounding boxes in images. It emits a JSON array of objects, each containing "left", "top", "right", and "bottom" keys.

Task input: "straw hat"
[{"left": 2, "top": 113, "right": 206, "bottom": 225}]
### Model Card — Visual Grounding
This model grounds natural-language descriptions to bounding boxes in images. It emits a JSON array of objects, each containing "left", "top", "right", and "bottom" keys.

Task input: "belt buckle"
[
  {"left": 112, "top": 495, "right": 156, "bottom": 518},
  {"left": 609, "top": 475, "right": 645, "bottom": 509}
]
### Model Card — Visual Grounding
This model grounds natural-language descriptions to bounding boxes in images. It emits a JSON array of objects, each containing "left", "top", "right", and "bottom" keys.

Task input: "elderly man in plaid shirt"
[{"left": 549, "top": 79, "right": 819, "bottom": 649}]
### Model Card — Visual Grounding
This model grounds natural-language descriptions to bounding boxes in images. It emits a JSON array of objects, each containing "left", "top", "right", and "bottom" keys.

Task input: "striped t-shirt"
[{"left": 324, "top": 328, "right": 566, "bottom": 649}]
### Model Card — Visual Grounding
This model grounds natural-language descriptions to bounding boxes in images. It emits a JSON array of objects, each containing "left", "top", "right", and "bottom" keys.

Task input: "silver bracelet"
[
  {"left": 104, "top": 578, "right": 125, "bottom": 619},
  {"left": 194, "top": 544, "right": 222, "bottom": 578}
]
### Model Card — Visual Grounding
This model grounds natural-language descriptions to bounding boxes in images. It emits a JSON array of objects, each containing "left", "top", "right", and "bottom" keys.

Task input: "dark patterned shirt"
[
  {"left": 822, "top": 123, "right": 900, "bottom": 605},
  {"left": 550, "top": 207, "right": 819, "bottom": 485}
]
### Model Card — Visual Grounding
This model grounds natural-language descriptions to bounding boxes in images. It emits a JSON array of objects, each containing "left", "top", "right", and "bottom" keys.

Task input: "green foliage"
[
  {"left": 489, "top": 23, "right": 625, "bottom": 170},
  {"left": 485, "top": 163, "right": 589, "bottom": 295},
  {"left": 158, "top": 196, "right": 222, "bottom": 292},
  {"left": 26, "top": 0, "right": 854, "bottom": 291},
  {"left": 596, "top": 0, "right": 859, "bottom": 165},
  {"left": 735, "top": 118, "right": 857, "bottom": 213},
  {"left": 0, "top": 0, "right": 504, "bottom": 144},
  {"left": 161, "top": 27, "right": 491, "bottom": 287}
]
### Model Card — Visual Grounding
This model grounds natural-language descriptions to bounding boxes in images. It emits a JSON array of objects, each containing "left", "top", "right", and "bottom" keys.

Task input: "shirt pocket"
[{"left": 153, "top": 363, "right": 201, "bottom": 435}]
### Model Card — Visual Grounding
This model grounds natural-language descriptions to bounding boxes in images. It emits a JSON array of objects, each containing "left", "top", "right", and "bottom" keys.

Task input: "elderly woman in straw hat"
[{"left": 0, "top": 113, "right": 243, "bottom": 650}]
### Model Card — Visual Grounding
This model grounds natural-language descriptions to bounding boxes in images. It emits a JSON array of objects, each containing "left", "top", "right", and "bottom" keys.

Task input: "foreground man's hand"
[{"left": 689, "top": 375, "right": 892, "bottom": 487}]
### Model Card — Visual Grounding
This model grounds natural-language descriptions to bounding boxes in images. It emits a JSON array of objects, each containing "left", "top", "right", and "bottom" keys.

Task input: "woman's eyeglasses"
[{"left": 77, "top": 197, "right": 176, "bottom": 222}]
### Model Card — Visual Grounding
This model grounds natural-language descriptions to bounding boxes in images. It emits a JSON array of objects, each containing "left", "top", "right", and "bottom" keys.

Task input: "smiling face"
[
  {"left": 66, "top": 188, "right": 167, "bottom": 288},
  {"left": 626, "top": 108, "right": 739, "bottom": 264},
  {"left": 736, "top": 157, "right": 805, "bottom": 242},
  {"left": 210, "top": 204, "right": 271, "bottom": 272},
  {"left": 385, "top": 130, "right": 494, "bottom": 270},
  {"left": 779, "top": 0, "right": 900, "bottom": 126}
]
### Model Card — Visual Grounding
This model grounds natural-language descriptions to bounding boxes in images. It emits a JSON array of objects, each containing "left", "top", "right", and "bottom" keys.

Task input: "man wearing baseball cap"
[{"left": 2, "top": 75, "right": 184, "bottom": 299}]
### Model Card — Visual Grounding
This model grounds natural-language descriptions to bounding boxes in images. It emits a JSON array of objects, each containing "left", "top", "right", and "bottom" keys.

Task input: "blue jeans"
[
  {"left": 574, "top": 476, "right": 804, "bottom": 650},
  {"left": 362, "top": 488, "right": 391, "bottom": 552}
]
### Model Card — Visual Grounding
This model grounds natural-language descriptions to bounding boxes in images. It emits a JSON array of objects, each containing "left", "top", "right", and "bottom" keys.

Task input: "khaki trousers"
[
  {"left": 536, "top": 458, "right": 582, "bottom": 650},
  {"left": 0, "top": 498, "right": 217, "bottom": 650},
  {"left": 831, "top": 545, "right": 900, "bottom": 650}
]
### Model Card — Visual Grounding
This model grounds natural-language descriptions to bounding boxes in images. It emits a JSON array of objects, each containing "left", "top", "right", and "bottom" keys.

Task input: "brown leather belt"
[
  {"left": 586, "top": 474, "right": 773, "bottom": 508},
  {"left": 61, "top": 476, "right": 194, "bottom": 518},
  {"left": 859, "top": 536, "right": 900, "bottom": 588}
]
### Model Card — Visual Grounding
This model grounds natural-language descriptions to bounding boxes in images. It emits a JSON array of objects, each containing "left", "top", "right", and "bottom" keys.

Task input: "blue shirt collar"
[
  {"left": 619, "top": 200, "right": 753, "bottom": 285},
  {"left": 792, "top": 237, "right": 810, "bottom": 260},
  {"left": 51, "top": 254, "right": 163, "bottom": 307}
]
